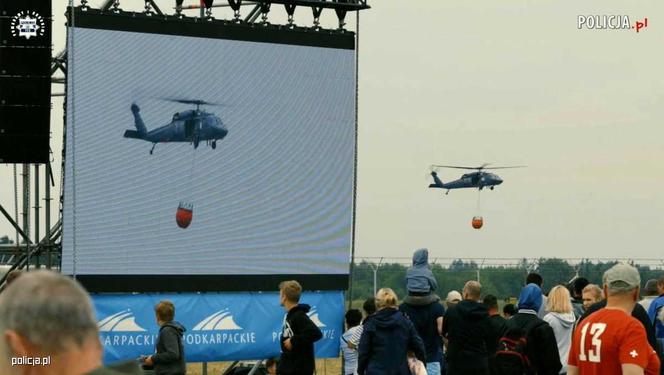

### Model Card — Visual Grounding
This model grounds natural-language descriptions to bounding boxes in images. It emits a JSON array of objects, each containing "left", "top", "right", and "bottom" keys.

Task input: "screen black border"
[
  {"left": 74, "top": 274, "right": 349, "bottom": 292},
  {"left": 63, "top": 7, "right": 354, "bottom": 292},
  {"left": 66, "top": 7, "right": 355, "bottom": 50}
]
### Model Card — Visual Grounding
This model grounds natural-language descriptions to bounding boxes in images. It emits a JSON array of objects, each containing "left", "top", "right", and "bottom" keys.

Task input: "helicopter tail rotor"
[
  {"left": 427, "top": 165, "right": 445, "bottom": 188},
  {"left": 425, "top": 165, "right": 440, "bottom": 180}
]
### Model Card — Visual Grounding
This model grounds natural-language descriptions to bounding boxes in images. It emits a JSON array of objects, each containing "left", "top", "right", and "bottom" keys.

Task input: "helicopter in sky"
[
  {"left": 123, "top": 98, "right": 228, "bottom": 154},
  {"left": 428, "top": 163, "right": 525, "bottom": 195}
]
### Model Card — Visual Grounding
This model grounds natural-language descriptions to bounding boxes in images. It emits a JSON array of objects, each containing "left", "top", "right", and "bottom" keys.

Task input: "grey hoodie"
[
  {"left": 153, "top": 321, "right": 187, "bottom": 375},
  {"left": 543, "top": 312, "right": 575, "bottom": 374},
  {"left": 405, "top": 249, "right": 438, "bottom": 294}
]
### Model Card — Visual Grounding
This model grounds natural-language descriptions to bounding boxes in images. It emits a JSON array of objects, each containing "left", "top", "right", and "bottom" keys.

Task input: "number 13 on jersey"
[{"left": 578, "top": 322, "right": 607, "bottom": 363}]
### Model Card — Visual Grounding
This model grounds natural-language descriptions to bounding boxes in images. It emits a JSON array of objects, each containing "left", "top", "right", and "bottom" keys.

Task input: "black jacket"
[
  {"left": 278, "top": 304, "right": 323, "bottom": 375},
  {"left": 153, "top": 321, "right": 186, "bottom": 375},
  {"left": 442, "top": 300, "right": 497, "bottom": 373},
  {"left": 487, "top": 314, "right": 508, "bottom": 353},
  {"left": 357, "top": 307, "right": 426, "bottom": 375},
  {"left": 508, "top": 312, "right": 561, "bottom": 375}
]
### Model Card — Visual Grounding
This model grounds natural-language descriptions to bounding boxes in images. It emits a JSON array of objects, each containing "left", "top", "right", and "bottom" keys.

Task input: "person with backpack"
[
  {"left": 526, "top": 273, "right": 548, "bottom": 319},
  {"left": 493, "top": 283, "right": 561, "bottom": 375}
]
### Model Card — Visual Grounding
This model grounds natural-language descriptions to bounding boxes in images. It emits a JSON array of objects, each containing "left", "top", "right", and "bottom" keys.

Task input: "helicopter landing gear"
[
  {"left": 194, "top": 138, "right": 199, "bottom": 149},
  {"left": 445, "top": 190, "right": 450, "bottom": 195},
  {"left": 149, "top": 143, "right": 157, "bottom": 155},
  {"left": 211, "top": 140, "right": 217, "bottom": 149}
]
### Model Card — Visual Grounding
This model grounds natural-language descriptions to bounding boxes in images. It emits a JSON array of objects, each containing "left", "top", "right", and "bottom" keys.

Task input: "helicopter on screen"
[
  {"left": 428, "top": 163, "right": 525, "bottom": 195},
  {"left": 123, "top": 98, "right": 228, "bottom": 154}
]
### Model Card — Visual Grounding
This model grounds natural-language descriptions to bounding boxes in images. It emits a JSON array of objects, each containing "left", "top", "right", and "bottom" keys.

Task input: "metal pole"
[
  {"left": 45, "top": 162, "right": 51, "bottom": 269},
  {"left": 13, "top": 165, "right": 19, "bottom": 248},
  {"left": 371, "top": 257, "right": 383, "bottom": 296},
  {"left": 373, "top": 267, "right": 377, "bottom": 296},
  {"left": 202, "top": 362, "right": 207, "bottom": 375},
  {"left": 34, "top": 164, "right": 40, "bottom": 268},
  {"left": 247, "top": 360, "right": 264, "bottom": 375},
  {"left": 348, "top": 9, "right": 360, "bottom": 304},
  {"left": 22, "top": 164, "right": 30, "bottom": 271},
  {"left": 0, "top": 204, "right": 33, "bottom": 245}
]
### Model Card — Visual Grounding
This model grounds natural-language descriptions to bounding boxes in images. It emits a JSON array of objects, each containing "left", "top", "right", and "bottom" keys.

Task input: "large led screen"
[{"left": 62, "top": 11, "right": 356, "bottom": 292}]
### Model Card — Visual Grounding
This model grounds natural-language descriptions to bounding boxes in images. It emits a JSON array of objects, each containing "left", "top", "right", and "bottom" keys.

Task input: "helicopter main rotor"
[
  {"left": 431, "top": 163, "right": 526, "bottom": 172},
  {"left": 159, "top": 97, "right": 223, "bottom": 111}
]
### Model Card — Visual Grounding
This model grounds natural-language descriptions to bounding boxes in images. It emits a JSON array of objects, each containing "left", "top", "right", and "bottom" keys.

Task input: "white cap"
[{"left": 446, "top": 290, "right": 462, "bottom": 303}]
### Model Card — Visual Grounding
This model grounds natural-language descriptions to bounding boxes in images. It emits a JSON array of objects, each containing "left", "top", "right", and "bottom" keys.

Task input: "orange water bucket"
[{"left": 176, "top": 202, "right": 193, "bottom": 229}]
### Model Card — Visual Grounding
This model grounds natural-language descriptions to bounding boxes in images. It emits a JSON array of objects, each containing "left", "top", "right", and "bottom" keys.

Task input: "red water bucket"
[
  {"left": 176, "top": 202, "right": 193, "bottom": 229},
  {"left": 471, "top": 216, "right": 483, "bottom": 229}
]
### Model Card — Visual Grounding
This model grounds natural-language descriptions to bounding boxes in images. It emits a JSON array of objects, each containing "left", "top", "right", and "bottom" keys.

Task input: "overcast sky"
[{"left": 1, "top": 0, "right": 663, "bottom": 262}]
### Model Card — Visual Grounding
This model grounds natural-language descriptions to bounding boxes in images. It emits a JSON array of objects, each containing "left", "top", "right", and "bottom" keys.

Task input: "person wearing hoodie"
[
  {"left": 441, "top": 281, "right": 496, "bottom": 375},
  {"left": 278, "top": 280, "right": 323, "bottom": 375},
  {"left": 406, "top": 249, "right": 438, "bottom": 298},
  {"left": 357, "top": 288, "right": 426, "bottom": 375},
  {"left": 509, "top": 283, "right": 561, "bottom": 375},
  {"left": 526, "top": 273, "right": 548, "bottom": 319},
  {"left": 142, "top": 300, "right": 186, "bottom": 375},
  {"left": 542, "top": 286, "right": 575, "bottom": 375}
]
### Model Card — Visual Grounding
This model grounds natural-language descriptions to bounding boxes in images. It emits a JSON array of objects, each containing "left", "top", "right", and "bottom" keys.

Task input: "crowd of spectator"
[
  {"left": 1, "top": 253, "right": 664, "bottom": 375},
  {"left": 343, "top": 250, "right": 664, "bottom": 375}
]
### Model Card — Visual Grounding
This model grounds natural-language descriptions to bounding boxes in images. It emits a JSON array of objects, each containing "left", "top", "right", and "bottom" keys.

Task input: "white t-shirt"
[{"left": 341, "top": 325, "right": 361, "bottom": 375}]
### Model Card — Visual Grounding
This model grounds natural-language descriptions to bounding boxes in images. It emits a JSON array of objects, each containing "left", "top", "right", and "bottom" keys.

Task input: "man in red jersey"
[{"left": 568, "top": 263, "right": 661, "bottom": 375}]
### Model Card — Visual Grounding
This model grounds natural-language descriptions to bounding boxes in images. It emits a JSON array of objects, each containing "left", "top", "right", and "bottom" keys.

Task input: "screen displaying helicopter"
[{"left": 61, "top": 17, "right": 356, "bottom": 291}]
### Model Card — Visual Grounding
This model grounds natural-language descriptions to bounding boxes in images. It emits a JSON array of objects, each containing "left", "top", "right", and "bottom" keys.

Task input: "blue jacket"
[
  {"left": 518, "top": 283, "right": 543, "bottom": 313},
  {"left": 648, "top": 294, "right": 664, "bottom": 339},
  {"left": 405, "top": 249, "right": 438, "bottom": 294},
  {"left": 357, "top": 308, "right": 426, "bottom": 375}
]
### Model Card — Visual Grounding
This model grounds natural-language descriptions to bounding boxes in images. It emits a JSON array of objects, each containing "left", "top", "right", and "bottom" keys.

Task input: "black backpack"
[{"left": 492, "top": 319, "right": 543, "bottom": 375}]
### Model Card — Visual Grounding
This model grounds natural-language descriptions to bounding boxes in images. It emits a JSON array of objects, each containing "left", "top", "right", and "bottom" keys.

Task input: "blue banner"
[{"left": 91, "top": 291, "right": 344, "bottom": 364}]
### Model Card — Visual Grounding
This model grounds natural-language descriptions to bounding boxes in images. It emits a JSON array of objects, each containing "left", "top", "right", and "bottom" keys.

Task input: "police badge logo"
[{"left": 10, "top": 11, "right": 46, "bottom": 40}]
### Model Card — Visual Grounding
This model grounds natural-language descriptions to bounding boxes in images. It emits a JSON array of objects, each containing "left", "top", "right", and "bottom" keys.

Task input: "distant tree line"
[{"left": 349, "top": 258, "right": 664, "bottom": 301}]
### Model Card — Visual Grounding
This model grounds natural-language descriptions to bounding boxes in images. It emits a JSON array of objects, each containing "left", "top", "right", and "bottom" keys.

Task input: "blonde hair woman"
[
  {"left": 357, "top": 288, "right": 426, "bottom": 375},
  {"left": 543, "top": 285, "right": 576, "bottom": 375}
]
